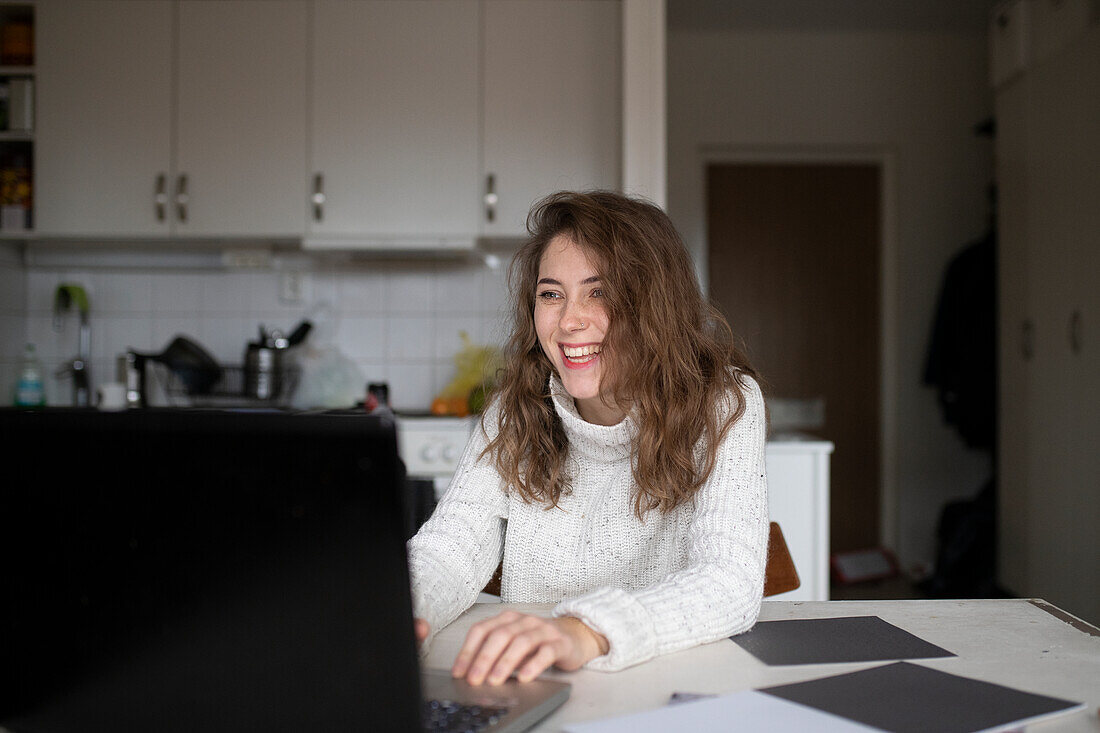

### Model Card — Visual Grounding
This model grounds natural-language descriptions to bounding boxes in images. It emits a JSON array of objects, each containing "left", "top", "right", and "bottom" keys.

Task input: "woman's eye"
[
  {"left": 537, "top": 290, "right": 562, "bottom": 300},
  {"left": 591, "top": 288, "right": 604, "bottom": 298}
]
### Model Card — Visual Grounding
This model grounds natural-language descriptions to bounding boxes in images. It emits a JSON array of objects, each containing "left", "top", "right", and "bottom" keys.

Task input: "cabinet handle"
[
  {"left": 1069, "top": 310, "right": 1082, "bottom": 355},
  {"left": 484, "top": 174, "right": 498, "bottom": 223},
  {"left": 1021, "top": 319, "right": 1034, "bottom": 361},
  {"left": 311, "top": 173, "right": 325, "bottom": 222},
  {"left": 175, "top": 174, "right": 189, "bottom": 223},
  {"left": 154, "top": 174, "right": 168, "bottom": 222}
]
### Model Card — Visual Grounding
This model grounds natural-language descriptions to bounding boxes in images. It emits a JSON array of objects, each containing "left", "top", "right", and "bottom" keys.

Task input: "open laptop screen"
[{"left": 1, "top": 408, "right": 421, "bottom": 732}]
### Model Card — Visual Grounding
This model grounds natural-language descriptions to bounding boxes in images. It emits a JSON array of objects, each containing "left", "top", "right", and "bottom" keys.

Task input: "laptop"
[{"left": 0, "top": 408, "right": 568, "bottom": 732}]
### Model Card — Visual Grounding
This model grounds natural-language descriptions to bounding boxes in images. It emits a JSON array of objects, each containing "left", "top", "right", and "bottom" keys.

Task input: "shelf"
[
  {"left": 0, "top": 65, "right": 32, "bottom": 75},
  {"left": 0, "top": 130, "right": 31, "bottom": 141}
]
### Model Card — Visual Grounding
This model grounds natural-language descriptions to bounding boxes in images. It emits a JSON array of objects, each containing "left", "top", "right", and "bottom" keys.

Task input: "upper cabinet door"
[
  {"left": 175, "top": 0, "right": 308, "bottom": 238},
  {"left": 310, "top": 0, "right": 480, "bottom": 244},
  {"left": 481, "top": 0, "right": 622, "bottom": 237},
  {"left": 36, "top": 0, "right": 174, "bottom": 238}
]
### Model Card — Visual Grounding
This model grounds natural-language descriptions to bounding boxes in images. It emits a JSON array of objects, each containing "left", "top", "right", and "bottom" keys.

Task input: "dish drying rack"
[{"left": 158, "top": 363, "right": 301, "bottom": 407}]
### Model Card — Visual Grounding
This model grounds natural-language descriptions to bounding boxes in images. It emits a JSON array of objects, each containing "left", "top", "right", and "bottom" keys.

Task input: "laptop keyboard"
[{"left": 422, "top": 698, "right": 511, "bottom": 731}]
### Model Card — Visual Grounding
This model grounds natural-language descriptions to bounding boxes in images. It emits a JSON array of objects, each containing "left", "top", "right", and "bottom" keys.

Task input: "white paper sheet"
[{"left": 562, "top": 690, "right": 881, "bottom": 733}]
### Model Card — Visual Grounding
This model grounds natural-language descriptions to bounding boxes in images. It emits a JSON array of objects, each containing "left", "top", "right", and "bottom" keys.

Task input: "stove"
[{"left": 395, "top": 414, "right": 476, "bottom": 497}]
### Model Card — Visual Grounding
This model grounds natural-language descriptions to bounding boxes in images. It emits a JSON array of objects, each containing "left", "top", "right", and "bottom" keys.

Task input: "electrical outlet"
[
  {"left": 222, "top": 248, "right": 272, "bottom": 269},
  {"left": 279, "top": 271, "right": 309, "bottom": 305}
]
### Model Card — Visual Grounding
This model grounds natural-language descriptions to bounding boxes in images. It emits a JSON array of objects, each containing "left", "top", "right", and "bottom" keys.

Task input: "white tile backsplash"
[
  {"left": 0, "top": 313, "right": 22, "bottom": 339},
  {"left": 26, "top": 270, "right": 62, "bottom": 313},
  {"left": 13, "top": 254, "right": 514, "bottom": 408},
  {"left": 93, "top": 272, "right": 153, "bottom": 314},
  {"left": 385, "top": 315, "right": 435, "bottom": 360},
  {"left": 435, "top": 316, "right": 485, "bottom": 361},
  {"left": 200, "top": 272, "right": 256, "bottom": 314},
  {"left": 381, "top": 261, "right": 437, "bottom": 313},
  {"left": 151, "top": 272, "right": 206, "bottom": 313},
  {"left": 386, "top": 361, "right": 435, "bottom": 411},
  {"left": 308, "top": 269, "right": 339, "bottom": 308},
  {"left": 356, "top": 361, "right": 389, "bottom": 387},
  {"left": 0, "top": 273, "right": 23, "bottom": 314},
  {"left": 0, "top": 258, "right": 25, "bottom": 403},
  {"left": 336, "top": 267, "right": 386, "bottom": 313},
  {"left": 481, "top": 264, "right": 512, "bottom": 317},
  {"left": 151, "top": 316, "right": 206, "bottom": 352},
  {"left": 336, "top": 315, "right": 387, "bottom": 361},
  {"left": 95, "top": 316, "right": 153, "bottom": 364},
  {"left": 25, "top": 315, "right": 69, "bottom": 361},
  {"left": 434, "top": 261, "right": 486, "bottom": 314},
  {"left": 199, "top": 315, "right": 262, "bottom": 363}
]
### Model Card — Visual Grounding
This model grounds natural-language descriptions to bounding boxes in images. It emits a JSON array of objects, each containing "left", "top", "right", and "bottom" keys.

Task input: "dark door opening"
[{"left": 707, "top": 162, "right": 882, "bottom": 553}]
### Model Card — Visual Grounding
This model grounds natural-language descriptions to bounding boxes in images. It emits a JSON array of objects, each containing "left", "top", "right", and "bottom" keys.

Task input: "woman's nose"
[{"left": 559, "top": 300, "right": 588, "bottom": 332}]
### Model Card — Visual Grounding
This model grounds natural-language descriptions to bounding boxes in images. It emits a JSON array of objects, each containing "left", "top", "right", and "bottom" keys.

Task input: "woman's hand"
[{"left": 451, "top": 611, "right": 609, "bottom": 685}]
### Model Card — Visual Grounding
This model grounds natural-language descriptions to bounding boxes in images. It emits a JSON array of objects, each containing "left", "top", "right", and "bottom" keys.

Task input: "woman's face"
[{"left": 534, "top": 235, "right": 624, "bottom": 425}]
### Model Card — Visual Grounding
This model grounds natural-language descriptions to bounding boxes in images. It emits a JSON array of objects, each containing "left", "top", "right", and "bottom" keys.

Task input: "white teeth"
[{"left": 563, "top": 344, "right": 601, "bottom": 358}]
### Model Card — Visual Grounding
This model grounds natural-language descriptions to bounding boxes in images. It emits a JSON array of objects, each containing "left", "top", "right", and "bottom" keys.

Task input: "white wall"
[
  {"left": 18, "top": 257, "right": 510, "bottom": 412},
  {"left": 0, "top": 242, "right": 26, "bottom": 404},
  {"left": 668, "top": 27, "right": 995, "bottom": 571}
]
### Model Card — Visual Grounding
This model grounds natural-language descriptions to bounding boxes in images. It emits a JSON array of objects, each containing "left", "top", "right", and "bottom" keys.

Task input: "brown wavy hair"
[{"left": 484, "top": 190, "right": 758, "bottom": 518}]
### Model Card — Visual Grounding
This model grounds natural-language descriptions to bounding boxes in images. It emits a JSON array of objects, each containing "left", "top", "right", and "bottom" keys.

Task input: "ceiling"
[{"left": 667, "top": 0, "right": 1001, "bottom": 34}]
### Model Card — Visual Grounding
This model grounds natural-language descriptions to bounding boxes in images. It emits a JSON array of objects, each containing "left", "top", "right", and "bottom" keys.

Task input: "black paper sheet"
[
  {"left": 732, "top": 615, "right": 955, "bottom": 665},
  {"left": 759, "top": 661, "right": 1083, "bottom": 733}
]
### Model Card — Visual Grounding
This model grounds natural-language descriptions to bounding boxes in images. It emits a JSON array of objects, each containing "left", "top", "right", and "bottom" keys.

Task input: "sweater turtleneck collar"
[{"left": 549, "top": 373, "right": 635, "bottom": 462}]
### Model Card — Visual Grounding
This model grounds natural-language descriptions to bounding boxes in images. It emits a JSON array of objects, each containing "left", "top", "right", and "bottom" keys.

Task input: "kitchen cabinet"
[
  {"left": 307, "top": 0, "right": 480, "bottom": 248},
  {"left": 36, "top": 0, "right": 173, "bottom": 237},
  {"left": 174, "top": 0, "right": 307, "bottom": 237},
  {"left": 35, "top": 0, "right": 307, "bottom": 239},
  {"left": 993, "top": 22, "right": 1100, "bottom": 624},
  {"left": 480, "top": 0, "right": 622, "bottom": 238},
  {"left": 33, "top": 0, "right": 626, "bottom": 246}
]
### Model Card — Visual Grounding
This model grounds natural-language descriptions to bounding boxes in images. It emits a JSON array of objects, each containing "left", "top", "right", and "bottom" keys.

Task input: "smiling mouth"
[{"left": 561, "top": 344, "right": 601, "bottom": 367}]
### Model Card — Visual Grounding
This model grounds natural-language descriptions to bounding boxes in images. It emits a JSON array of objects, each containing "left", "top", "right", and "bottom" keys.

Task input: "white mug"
[{"left": 97, "top": 382, "right": 128, "bottom": 411}]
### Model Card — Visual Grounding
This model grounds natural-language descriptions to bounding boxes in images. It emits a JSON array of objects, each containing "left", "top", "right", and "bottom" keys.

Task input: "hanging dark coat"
[{"left": 923, "top": 232, "right": 997, "bottom": 450}]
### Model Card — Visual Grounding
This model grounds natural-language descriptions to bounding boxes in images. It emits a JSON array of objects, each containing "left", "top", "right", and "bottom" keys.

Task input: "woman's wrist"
[{"left": 558, "top": 616, "right": 609, "bottom": 660}]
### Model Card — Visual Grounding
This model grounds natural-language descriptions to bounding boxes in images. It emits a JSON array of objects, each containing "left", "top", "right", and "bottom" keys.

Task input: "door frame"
[{"left": 695, "top": 144, "right": 900, "bottom": 553}]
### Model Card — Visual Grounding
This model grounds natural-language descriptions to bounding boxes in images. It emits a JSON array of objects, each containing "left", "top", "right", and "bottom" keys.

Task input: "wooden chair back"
[
  {"left": 483, "top": 521, "right": 799, "bottom": 599},
  {"left": 763, "top": 521, "right": 800, "bottom": 597}
]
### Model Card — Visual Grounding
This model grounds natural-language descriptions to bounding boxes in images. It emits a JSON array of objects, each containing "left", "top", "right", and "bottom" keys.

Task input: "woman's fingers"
[
  {"left": 451, "top": 611, "right": 522, "bottom": 679},
  {"left": 486, "top": 625, "right": 563, "bottom": 685},
  {"left": 453, "top": 612, "right": 570, "bottom": 685},
  {"left": 465, "top": 616, "right": 548, "bottom": 685},
  {"left": 516, "top": 643, "right": 559, "bottom": 683}
]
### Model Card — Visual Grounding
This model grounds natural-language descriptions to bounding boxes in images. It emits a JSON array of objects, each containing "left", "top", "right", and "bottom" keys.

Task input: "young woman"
[{"left": 407, "top": 190, "right": 768, "bottom": 686}]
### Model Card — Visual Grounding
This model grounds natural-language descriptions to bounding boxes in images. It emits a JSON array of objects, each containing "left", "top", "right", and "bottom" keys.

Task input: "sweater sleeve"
[
  {"left": 406, "top": 403, "right": 509, "bottom": 650},
  {"left": 552, "top": 377, "right": 769, "bottom": 671}
]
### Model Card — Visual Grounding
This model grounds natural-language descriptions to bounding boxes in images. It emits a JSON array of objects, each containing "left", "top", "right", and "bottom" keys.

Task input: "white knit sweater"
[{"left": 407, "top": 374, "right": 769, "bottom": 672}]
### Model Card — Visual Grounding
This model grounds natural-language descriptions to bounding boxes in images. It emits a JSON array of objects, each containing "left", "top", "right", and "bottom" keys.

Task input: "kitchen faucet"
[{"left": 53, "top": 283, "right": 91, "bottom": 407}]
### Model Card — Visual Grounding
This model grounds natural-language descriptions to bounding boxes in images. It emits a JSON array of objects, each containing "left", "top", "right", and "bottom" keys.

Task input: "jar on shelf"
[
  {"left": 0, "top": 149, "right": 31, "bottom": 230},
  {"left": 1, "top": 22, "right": 33, "bottom": 66}
]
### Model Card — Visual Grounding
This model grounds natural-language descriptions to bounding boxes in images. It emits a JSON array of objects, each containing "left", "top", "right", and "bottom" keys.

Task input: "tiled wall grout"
[
  {"left": 8, "top": 256, "right": 513, "bottom": 410},
  {"left": 0, "top": 243, "right": 28, "bottom": 402}
]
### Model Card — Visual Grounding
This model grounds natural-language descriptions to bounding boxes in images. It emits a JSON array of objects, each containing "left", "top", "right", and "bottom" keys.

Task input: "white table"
[{"left": 424, "top": 599, "right": 1100, "bottom": 731}]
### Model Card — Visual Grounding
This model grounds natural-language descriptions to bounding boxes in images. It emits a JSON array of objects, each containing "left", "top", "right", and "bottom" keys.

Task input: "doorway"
[{"left": 706, "top": 162, "right": 882, "bottom": 553}]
